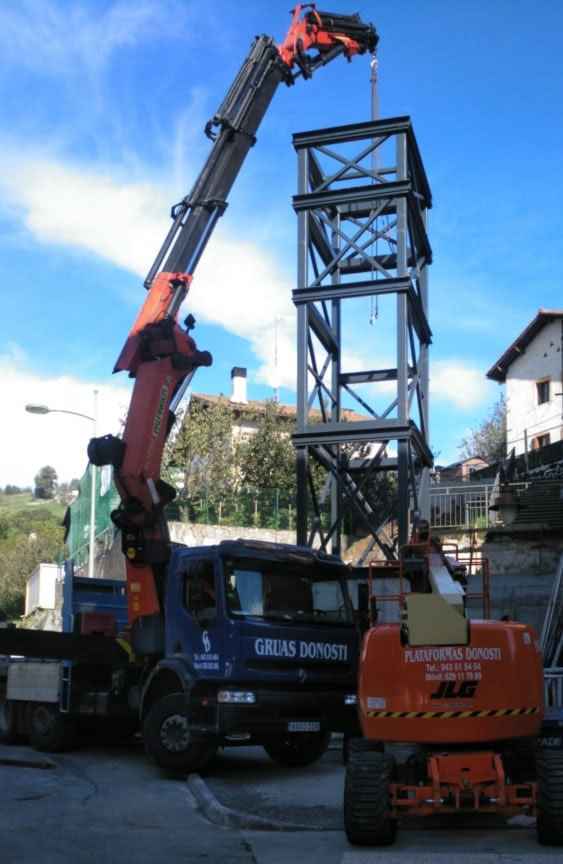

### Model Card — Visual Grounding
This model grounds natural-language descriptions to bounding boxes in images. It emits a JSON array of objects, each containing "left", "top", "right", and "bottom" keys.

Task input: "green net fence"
[
  {"left": 66, "top": 465, "right": 120, "bottom": 567},
  {"left": 165, "top": 486, "right": 303, "bottom": 532}
]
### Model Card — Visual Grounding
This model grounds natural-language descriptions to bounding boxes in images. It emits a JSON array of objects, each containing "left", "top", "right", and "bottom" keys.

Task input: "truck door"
[{"left": 167, "top": 558, "right": 226, "bottom": 678}]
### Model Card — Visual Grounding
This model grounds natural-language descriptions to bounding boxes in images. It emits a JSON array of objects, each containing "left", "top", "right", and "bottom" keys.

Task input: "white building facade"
[{"left": 487, "top": 309, "right": 563, "bottom": 456}]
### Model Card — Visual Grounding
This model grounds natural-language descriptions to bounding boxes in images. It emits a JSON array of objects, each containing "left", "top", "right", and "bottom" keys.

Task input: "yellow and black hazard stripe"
[{"left": 366, "top": 706, "right": 541, "bottom": 720}]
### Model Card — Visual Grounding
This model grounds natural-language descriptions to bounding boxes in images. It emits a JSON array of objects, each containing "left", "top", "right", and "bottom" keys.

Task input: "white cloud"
[
  {"left": 0, "top": 355, "right": 132, "bottom": 488},
  {"left": 430, "top": 360, "right": 491, "bottom": 409},
  {"left": 0, "top": 153, "right": 298, "bottom": 390},
  {"left": 0, "top": 1, "right": 189, "bottom": 77},
  {"left": 1, "top": 158, "right": 168, "bottom": 277}
]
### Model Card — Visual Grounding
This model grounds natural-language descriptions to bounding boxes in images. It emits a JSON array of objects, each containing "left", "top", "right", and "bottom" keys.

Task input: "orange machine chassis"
[{"left": 389, "top": 751, "right": 536, "bottom": 819}]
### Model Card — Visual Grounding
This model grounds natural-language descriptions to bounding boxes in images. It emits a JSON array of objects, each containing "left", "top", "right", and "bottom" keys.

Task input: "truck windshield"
[{"left": 222, "top": 557, "right": 354, "bottom": 626}]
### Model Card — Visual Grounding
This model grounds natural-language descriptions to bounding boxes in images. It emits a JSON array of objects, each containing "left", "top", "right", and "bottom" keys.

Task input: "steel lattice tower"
[{"left": 292, "top": 117, "right": 433, "bottom": 560}]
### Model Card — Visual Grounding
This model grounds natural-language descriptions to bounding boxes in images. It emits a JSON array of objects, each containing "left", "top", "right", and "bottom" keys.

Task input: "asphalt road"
[{"left": 1, "top": 734, "right": 562, "bottom": 864}]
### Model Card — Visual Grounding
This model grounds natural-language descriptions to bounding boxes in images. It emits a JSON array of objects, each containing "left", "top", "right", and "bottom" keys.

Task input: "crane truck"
[
  {"left": 344, "top": 524, "right": 563, "bottom": 847},
  {"left": 0, "top": 6, "right": 378, "bottom": 773}
]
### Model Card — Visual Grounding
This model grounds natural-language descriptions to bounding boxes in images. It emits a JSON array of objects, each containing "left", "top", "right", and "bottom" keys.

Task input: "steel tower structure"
[{"left": 292, "top": 116, "right": 433, "bottom": 560}]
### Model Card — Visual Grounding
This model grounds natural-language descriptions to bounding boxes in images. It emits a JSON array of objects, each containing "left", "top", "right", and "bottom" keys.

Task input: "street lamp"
[{"left": 25, "top": 391, "right": 98, "bottom": 579}]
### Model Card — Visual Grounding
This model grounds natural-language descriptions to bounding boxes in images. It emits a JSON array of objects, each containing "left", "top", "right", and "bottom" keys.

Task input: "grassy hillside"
[{"left": 0, "top": 492, "right": 66, "bottom": 520}]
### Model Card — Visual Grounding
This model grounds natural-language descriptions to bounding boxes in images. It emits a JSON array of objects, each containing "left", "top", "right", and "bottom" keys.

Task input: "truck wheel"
[
  {"left": 344, "top": 750, "right": 397, "bottom": 846},
  {"left": 142, "top": 693, "right": 217, "bottom": 775},
  {"left": 24, "top": 702, "right": 76, "bottom": 753},
  {"left": 263, "top": 731, "right": 331, "bottom": 767},
  {"left": 536, "top": 751, "right": 563, "bottom": 845},
  {"left": 0, "top": 695, "right": 21, "bottom": 744}
]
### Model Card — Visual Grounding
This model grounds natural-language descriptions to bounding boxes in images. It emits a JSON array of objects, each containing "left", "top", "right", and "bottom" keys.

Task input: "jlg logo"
[{"left": 430, "top": 680, "right": 479, "bottom": 700}]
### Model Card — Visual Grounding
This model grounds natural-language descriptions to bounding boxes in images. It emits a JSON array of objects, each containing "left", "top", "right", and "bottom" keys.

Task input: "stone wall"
[
  {"left": 168, "top": 522, "right": 298, "bottom": 547},
  {"left": 447, "top": 530, "right": 563, "bottom": 635}
]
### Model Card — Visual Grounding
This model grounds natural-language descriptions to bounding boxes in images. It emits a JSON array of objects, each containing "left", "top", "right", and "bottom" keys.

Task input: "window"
[
  {"left": 183, "top": 559, "right": 216, "bottom": 625},
  {"left": 222, "top": 557, "right": 354, "bottom": 626},
  {"left": 536, "top": 379, "right": 550, "bottom": 405},
  {"left": 533, "top": 433, "right": 550, "bottom": 450}
]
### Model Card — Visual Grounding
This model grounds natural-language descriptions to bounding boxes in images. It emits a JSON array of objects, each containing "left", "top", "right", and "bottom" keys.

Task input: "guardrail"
[{"left": 429, "top": 482, "right": 500, "bottom": 529}]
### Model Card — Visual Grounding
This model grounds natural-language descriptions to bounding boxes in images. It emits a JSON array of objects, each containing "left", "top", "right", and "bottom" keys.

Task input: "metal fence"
[
  {"left": 165, "top": 486, "right": 301, "bottom": 532},
  {"left": 429, "top": 482, "right": 499, "bottom": 530}
]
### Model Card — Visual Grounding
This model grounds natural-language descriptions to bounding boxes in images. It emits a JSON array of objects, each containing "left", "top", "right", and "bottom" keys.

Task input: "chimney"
[{"left": 231, "top": 367, "right": 247, "bottom": 403}]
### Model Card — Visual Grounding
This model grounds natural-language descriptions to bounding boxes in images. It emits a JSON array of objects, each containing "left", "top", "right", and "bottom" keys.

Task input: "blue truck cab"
[{"left": 139, "top": 539, "right": 361, "bottom": 772}]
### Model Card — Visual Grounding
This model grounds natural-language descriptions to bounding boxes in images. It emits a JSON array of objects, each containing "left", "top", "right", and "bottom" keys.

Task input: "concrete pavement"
[
  {"left": 2, "top": 736, "right": 562, "bottom": 864},
  {"left": 192, "top": 741, "right": 562, "bottom": 863}
]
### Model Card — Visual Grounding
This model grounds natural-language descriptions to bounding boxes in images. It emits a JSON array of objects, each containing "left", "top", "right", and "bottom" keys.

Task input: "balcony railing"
[{"left": 429, "top": 478, "right": 562, "bottom": 531}]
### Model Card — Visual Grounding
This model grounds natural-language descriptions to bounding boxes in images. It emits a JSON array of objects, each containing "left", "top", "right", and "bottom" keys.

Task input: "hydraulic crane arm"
[
  {"left": 88, "top": 6, "right": 377, "bottom": 626},
  {"left": 141, "top": 5, "right": 378, "bottom": 298}
]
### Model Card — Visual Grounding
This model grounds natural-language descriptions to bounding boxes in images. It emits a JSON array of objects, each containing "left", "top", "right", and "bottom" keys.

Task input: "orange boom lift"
[{"left": 344, "top": 522, "right": 563, "bottom": 847}]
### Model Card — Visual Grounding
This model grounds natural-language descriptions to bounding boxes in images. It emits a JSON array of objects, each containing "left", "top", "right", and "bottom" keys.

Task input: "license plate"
[{"left": 287, "top": 721, "right": 320, "bottom": 732}]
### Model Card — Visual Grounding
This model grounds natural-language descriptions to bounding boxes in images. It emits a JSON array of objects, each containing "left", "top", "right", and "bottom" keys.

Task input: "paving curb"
[{"left": 187, "top": 773, "right": 324, "bottom": 831}]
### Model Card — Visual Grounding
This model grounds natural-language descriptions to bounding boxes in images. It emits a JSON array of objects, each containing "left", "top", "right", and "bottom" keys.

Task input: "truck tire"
[
  {"left": 263, "top": 731, "right": 331, "bottom": 767},
  {"left": 142, "top": 693, "right": 217, "bottom": 775},
  {"left": 24, "top": 702, "right": 76, "bottom": 753},
  {"left": 344, "top": 750, "right": 397, "bottom": 846},
  {"left": 536, "top": 751, "right": 563, "bottom": 845},
  {"left": 0, "top": 694, "right": 21, "bottom": 744}
]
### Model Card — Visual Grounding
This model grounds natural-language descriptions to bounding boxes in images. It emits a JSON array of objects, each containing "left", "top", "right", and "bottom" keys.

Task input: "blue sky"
[{"left": 1, "top": 0, "right": 562, "bottom": 488}]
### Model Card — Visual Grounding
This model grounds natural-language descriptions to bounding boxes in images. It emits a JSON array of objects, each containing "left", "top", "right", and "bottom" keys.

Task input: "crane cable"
[{"left": 370, "top": 50, "right": 379, "bottom": 325}]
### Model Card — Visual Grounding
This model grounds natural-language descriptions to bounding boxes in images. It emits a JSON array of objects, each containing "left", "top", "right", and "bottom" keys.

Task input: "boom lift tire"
[
  {"left": 343, "top": 736, "right": 384, "bottom": 764},
  {"left": 502, "top": 735, "right": 538, "bottom": 782},
  {"left": 24, "top": 701, "right": 76, "bottom": 752},
  {"left": 536, "top": 751, "right": 563, "bottom": 846},
  {"left": 347, "top": 737, "right": 384, "bottom": 755},
  {"left": 344, "top": 750, "right": 397, "bottom": 846},
  {"left": 142, "top": 692, "right": 217, "bottom": 775},
  {"left": 263, "top": 730, "right": 331, "bottom": 767}
]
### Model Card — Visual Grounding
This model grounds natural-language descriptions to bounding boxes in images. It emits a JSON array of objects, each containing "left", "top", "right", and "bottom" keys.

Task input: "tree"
[
  {"left": 3, "top": 484, "right": 23, "bottom": 495},
  {"left": 0, "top": 511, "right": 65, "bottom": 619},
  {"left": 162, "top": 400, "right": 237, "bottom": 497},
  {"left": 234, "top": 401, "right": 297, "bottom": 491},
  {"left": 458, "top": 393, "right": 507, "bottom": 464},
  {"left": 57, "top": 478, "right": 80, "bottom": 503},
  {"left": 34, "top": 465, "right": 58, "bottom": 500}
]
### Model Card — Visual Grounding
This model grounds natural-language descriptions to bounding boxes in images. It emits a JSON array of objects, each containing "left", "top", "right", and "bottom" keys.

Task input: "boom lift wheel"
[
  {"left": 502, "top": 735, "right": 538, "bottom": 782},
  {"left": 536, "top": 751, "right": 563, "bottom": 845},
  {"left": 343, "top": 736, "right": 384, "bottom": 764},
  {"left": 142, "top": 692, "right": 217, "bottom": 775},
  {"left": 344, "top": 749, "right": 396, "bottom": 846}
]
